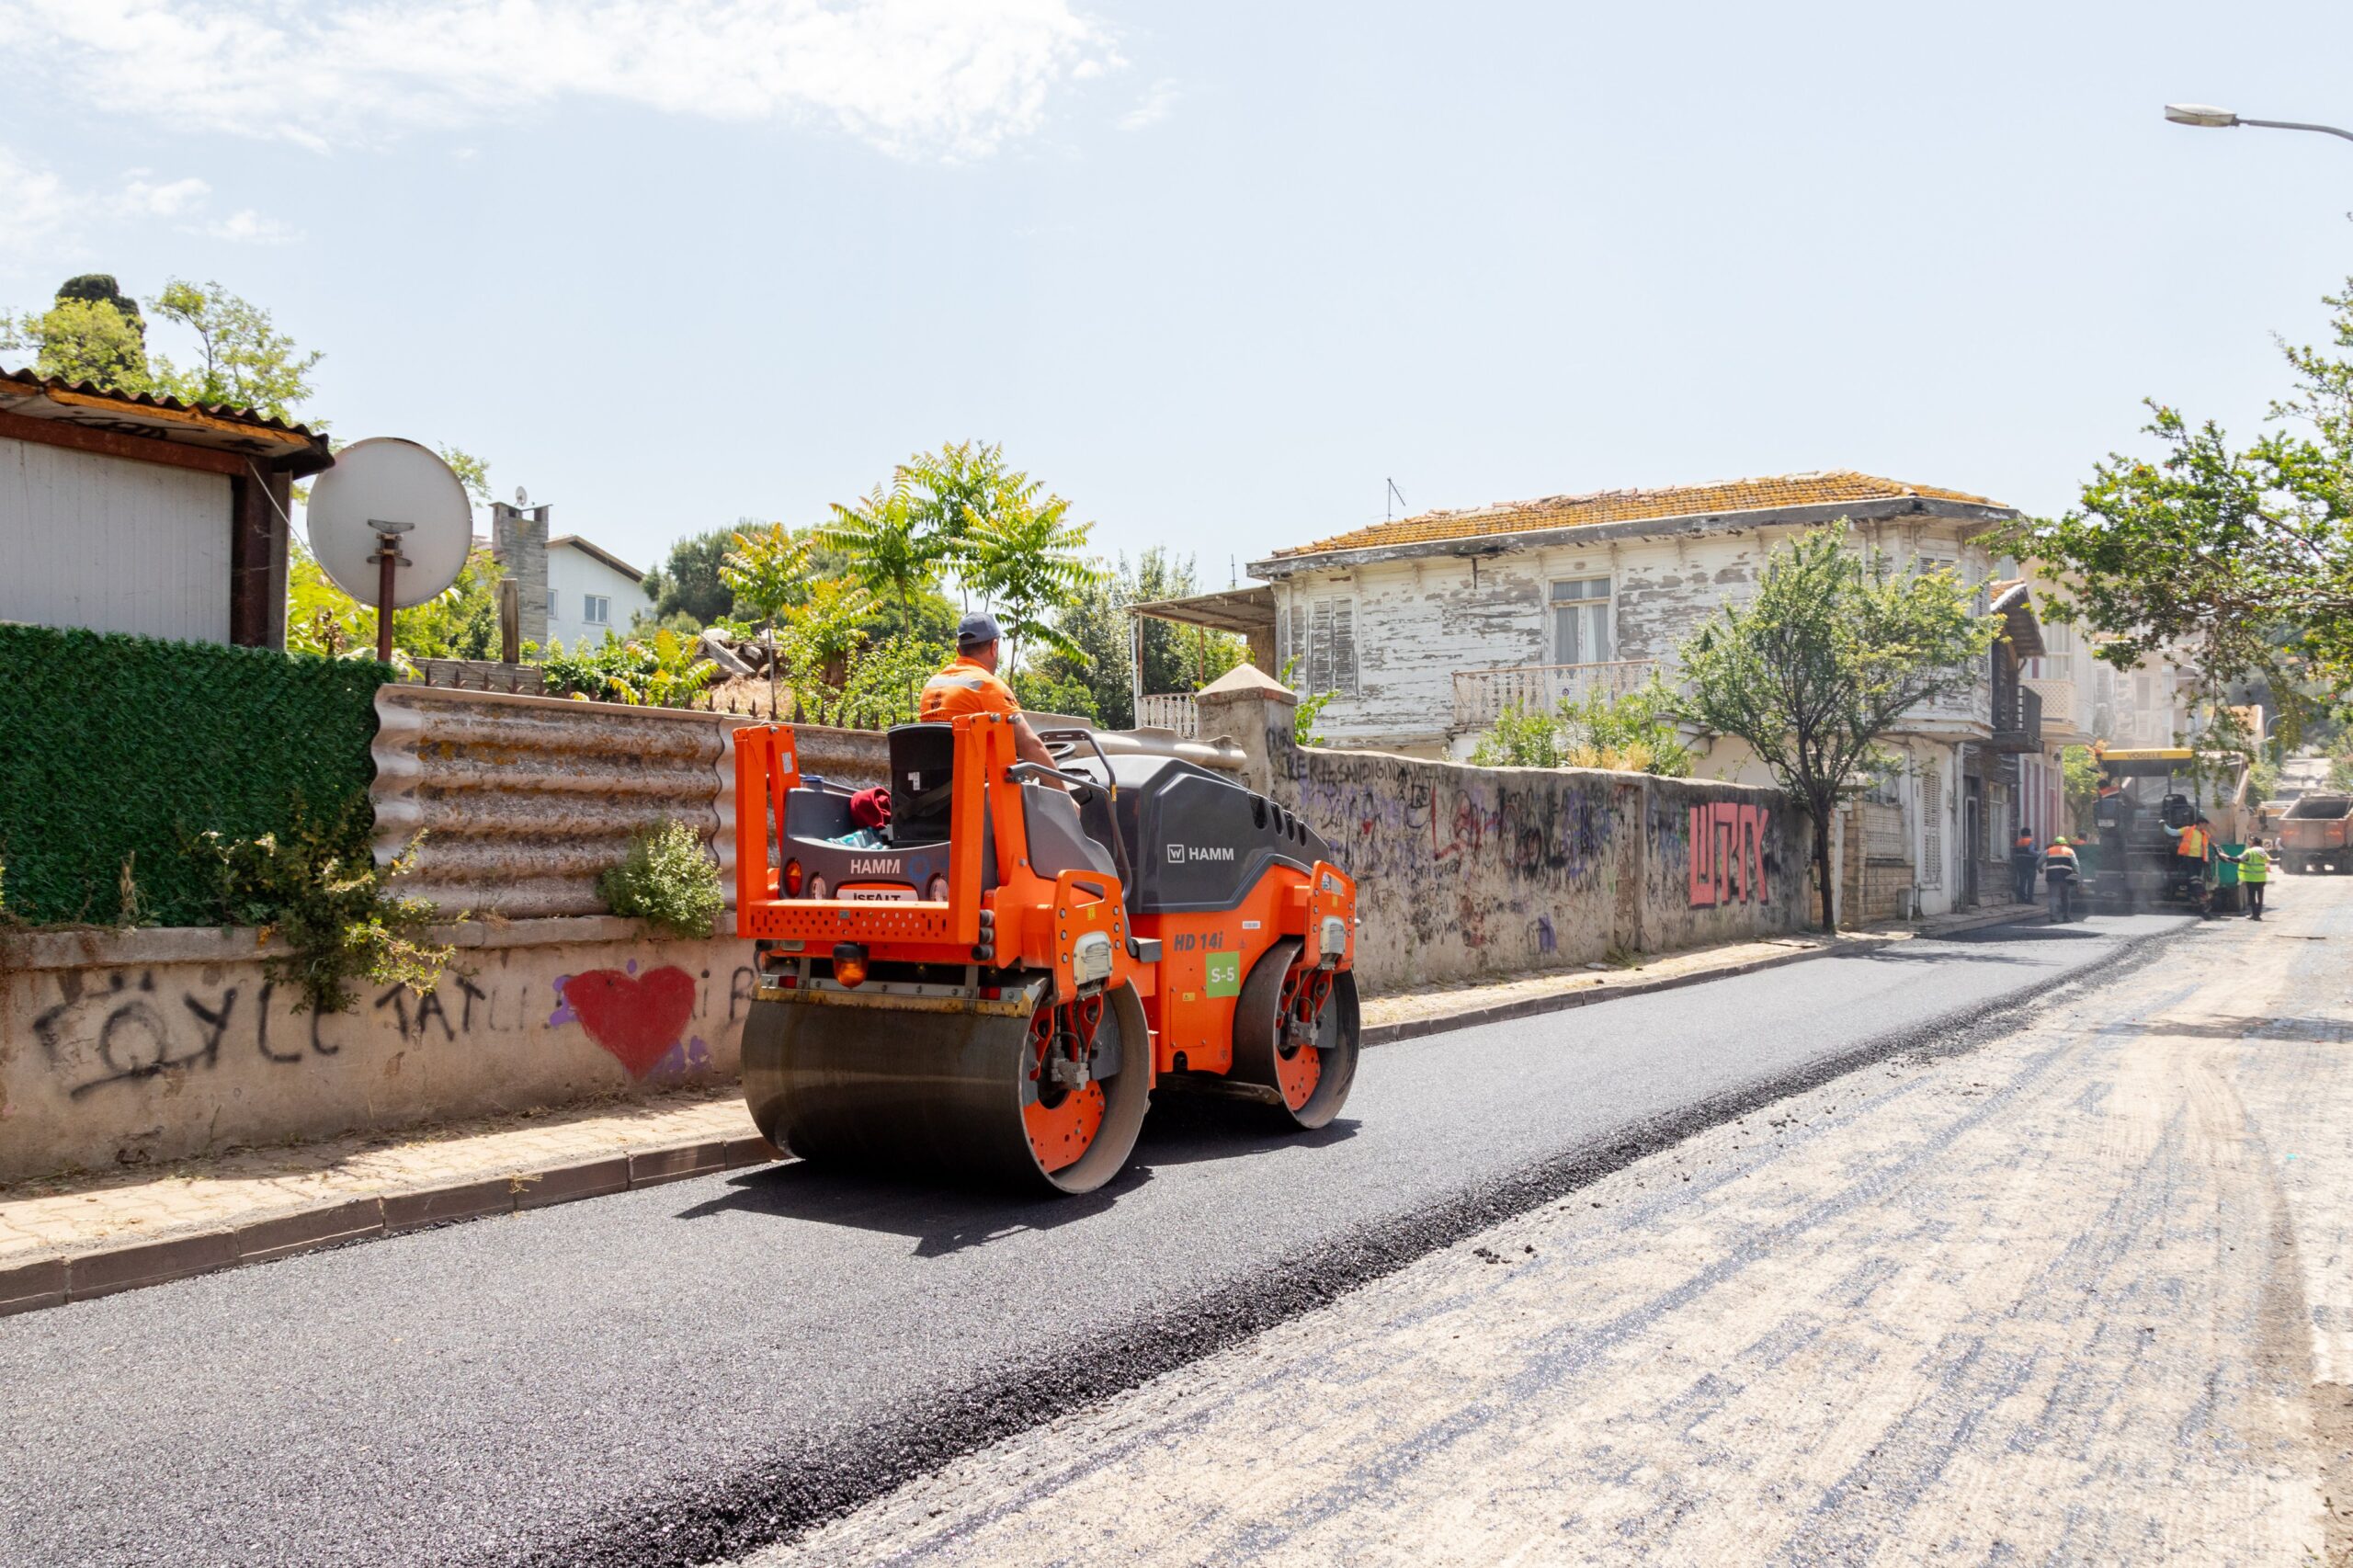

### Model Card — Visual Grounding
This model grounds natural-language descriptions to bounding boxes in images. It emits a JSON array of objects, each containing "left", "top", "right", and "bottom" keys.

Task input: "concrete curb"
[
  {"left": 0, "top": 1134, "right": 777, "bottom": 1319},
  {"left": 0, "top": 905, "right": 2043, "bottom": 1320}
]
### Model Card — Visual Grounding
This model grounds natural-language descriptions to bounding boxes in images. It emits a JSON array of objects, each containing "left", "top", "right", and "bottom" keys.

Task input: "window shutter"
[
  {"left": 1309, "top": 599, "right": 1334, "bottom": 693},
  {"left": 1331, "top": 598, "right": 1358, "bottom": 697}
]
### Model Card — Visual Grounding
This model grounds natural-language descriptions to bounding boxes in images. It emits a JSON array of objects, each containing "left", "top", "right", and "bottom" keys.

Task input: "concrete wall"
[
  {"left": 0, "top": 919, "right": 759, "bottom": 1181},
  {"left": 1199, "top": 670, "right": 1813, "bottom": 993}
]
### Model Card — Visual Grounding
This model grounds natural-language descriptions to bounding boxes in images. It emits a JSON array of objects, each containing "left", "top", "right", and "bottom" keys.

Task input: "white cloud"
[
  {"left": 0, "top": 146, "right": 290, "bottom": 263},
  {"left": 6, "top": 0, "right": 1117, "bottom": 161},
  {"left": 1118, "top": 77, "right": 1177, "bottom": 131},
  {"left": 199, "top": 209, "right": 302, "bottom": 244},
  {"left": 117, "top": 175, "right": 212, "bottom": 216}
]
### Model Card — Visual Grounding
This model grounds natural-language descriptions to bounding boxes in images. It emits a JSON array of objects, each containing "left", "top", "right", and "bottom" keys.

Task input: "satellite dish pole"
[{"left": 371, "top": 519, "right": 415, "bottom": 663}]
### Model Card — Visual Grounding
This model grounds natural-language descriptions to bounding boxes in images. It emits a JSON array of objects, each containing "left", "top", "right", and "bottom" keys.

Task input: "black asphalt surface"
[{"left": 0, "top": 913, "right": 2188, "bottom": 1568}]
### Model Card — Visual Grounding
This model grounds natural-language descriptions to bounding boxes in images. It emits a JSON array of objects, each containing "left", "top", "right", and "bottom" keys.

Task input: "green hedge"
[{"left": 0, "top": 624, "right": 391, "bottom": 926}]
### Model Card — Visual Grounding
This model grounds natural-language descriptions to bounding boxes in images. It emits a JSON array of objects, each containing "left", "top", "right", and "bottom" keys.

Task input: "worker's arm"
[{"left": 1011, "top": 713, "right": 1071, "bottom": 791}]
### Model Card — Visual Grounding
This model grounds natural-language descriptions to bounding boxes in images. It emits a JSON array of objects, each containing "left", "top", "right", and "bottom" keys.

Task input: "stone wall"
[
  {"left": 0, "top": 919, "right": 759, "bottom": 1181},
  {"left": 1199, "top": 666, "right": 1813, "bottom": 994}
]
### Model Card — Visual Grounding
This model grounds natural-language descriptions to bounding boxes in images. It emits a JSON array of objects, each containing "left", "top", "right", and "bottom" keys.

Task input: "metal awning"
[{"left": 1129, "top": 584, "right": 1277, "bottom": 635}]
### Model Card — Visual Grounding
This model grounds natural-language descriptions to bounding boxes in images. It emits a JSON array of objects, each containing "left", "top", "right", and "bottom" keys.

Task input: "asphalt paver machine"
[
  {"left": 730, "top": 714, "right": 1362, "bottom": 1193},
  {"left": 2088, "top": 747, "right": 2241, "bottom": 915}
]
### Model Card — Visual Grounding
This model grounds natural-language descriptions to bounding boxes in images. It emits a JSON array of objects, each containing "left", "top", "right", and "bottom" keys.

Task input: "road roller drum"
[{"left": 730, "top": 713, "right": 1362, "bottom": 1194}]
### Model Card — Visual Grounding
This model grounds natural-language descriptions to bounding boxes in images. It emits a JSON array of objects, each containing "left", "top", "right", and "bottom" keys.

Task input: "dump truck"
[
  {"left": 2279, "top": 793, "right": 2353, "bottom": 874},
  {"left": 728, "top": 713, "right": 1362, "bottom": 1194}
]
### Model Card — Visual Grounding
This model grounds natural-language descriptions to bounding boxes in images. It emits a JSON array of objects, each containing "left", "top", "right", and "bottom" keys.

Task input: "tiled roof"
[{"left": 1271, "top": 470, "right": 2011, "bottom": 559}]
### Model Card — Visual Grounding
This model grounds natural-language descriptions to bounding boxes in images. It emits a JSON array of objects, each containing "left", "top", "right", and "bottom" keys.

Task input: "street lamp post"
[{"left": 2164, "top": 103, "right": 2353, "bottom": 143}]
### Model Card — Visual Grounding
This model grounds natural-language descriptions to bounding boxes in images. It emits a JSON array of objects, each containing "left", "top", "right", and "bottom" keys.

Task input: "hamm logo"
[
  {"left": 847, "top": 857, "right": 904, "bottom": 877},
  {"left": 1165, "top": 844, "right": 1234, "bottom": 864}
]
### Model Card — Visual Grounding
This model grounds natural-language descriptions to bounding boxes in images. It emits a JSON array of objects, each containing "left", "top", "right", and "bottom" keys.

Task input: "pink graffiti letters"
[{"left": 1688, "top": 801, "right": 1773, "bottom": 908}]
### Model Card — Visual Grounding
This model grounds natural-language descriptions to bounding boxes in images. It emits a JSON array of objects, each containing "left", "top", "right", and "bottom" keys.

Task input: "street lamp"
[{"left": 2164, "top": 103, "right": 2353, "bottom": 143}]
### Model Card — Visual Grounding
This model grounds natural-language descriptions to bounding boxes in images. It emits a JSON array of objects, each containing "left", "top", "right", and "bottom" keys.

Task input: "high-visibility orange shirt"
[
  {"left": 2177, "top": 825, "right": 2207, "bottom": 858},
  {"left": 917, "top": 654, "right": 1019, "bottom": 721}
]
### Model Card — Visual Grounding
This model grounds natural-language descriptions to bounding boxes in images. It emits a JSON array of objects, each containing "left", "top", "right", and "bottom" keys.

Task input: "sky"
[{"left": 6, "top": 0, "right": 2353, "bottom": 587}]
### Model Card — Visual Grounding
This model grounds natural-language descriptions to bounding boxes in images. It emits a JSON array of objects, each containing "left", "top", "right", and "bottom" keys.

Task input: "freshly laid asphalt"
[{"left": 0, "top": 913, "right": 2189, "bottom": 1568}]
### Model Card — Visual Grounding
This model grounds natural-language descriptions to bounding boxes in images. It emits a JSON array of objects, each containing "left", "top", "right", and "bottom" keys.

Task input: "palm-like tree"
[
  {"left": 819, "top": 475, "right": 939, "bottom": 640},
  {"left": 964, "top": 489, "right": 1107, "bottom": 672}
]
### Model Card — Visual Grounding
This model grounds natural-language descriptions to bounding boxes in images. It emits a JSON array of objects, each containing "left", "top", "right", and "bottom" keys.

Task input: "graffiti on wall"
[
  {"left": 550, "top": 962, "right": 709, "bottom": 1079},
  {"left": 1688, "top": 801, "right": 1774, "bottom": 908},
  {"left": 29, "top": 960, "right": 764, "bottom": 1101}
]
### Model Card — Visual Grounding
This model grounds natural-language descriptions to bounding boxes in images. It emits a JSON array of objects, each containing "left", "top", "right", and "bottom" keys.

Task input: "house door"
[{"left": 1962, "top": 776, "right": 1983, "bottom": 906}]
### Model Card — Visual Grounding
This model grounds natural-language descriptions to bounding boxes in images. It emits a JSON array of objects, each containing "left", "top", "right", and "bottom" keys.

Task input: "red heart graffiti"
[{"left": 563, "top": 966, "right": 697, "bottom": 1078}]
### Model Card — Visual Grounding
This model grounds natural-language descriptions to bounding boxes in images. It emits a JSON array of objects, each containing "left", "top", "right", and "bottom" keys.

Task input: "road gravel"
[{"left": 0, "top": 914, "right": 2185, "bottom": 1567}]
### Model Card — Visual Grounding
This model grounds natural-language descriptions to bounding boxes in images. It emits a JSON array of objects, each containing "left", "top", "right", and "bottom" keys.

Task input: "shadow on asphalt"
[
  {"left": 669, "top": 1103, "right": 1358, "bottom": 1255},
  {"left": 676, "top": 1160, "right": 1151, "bottom": 1256}
]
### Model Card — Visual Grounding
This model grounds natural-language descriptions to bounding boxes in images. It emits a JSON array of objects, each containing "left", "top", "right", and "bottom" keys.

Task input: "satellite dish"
[
  {"left": 304, "top": 437, "right": 473, "bottom": 660},
  {"left": 515, "top": 484, "right": 529, "bottom": 508}
]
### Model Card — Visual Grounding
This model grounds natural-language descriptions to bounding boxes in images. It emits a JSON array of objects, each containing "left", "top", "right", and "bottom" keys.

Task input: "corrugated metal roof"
[
  {"left": 1270, "top": 470, "right": 2013, "bottom": 559},
  {"left": 0, "top": 367, "right": 327, "bottom": 455}
]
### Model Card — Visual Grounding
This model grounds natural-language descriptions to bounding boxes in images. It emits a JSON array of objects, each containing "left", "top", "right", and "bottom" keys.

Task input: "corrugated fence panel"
[{"left": 371, "top": 687, "right": 888, "bottom": 919}]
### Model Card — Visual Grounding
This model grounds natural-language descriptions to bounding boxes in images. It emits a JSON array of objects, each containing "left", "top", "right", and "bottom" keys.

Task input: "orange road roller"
[{"left": 731, "top": 713, "right": 1362, "bottom": 1193}]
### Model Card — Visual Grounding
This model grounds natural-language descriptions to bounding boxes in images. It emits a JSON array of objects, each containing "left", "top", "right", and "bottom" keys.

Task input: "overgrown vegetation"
[
  {"left": 1469, "top": 679, "right": 1693, "bottom": 776},
  {"left": 198, "top": 805, "right": 453, "bottom": 1014},
  {"left": 541, "top": 629, "right": 719, "bottom": 707},
  {"left": 1280, "top": 658, "right": 1337, "bottom": 746},
  {"left": 597, "top": 820, "right": 724, "bottom": 938}
]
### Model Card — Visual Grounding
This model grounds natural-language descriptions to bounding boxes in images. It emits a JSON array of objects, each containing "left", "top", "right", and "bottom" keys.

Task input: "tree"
[
  {"left": 437, "top": 446, "right": 492, "bottom": 507},
  {"left": 5, "top": 276, "right": 151, "bottom": 391},
  {"left": 2005, "top": 276, "right": 2353, "bottom": 737},
  {"left": 904, "top": 440, "right": 1020, "bottom": 576},
  {"left": 961, "top": 487, "right": 1105, "bottom": 670},
  {"left": 147, "top": 279, "right": 320, "bottom": 419},
  {"left": 821, "top": 476, "right": 942, "bottom": 639},
  {"left": 1040, "top": 550, "right": 1247, "bottom": 728},
  {"left": 1677, "top": 525, "right": 1998, "bottom": 932},
  {"left": 721, "top": 522, "right": 816, "bottom": 713},
  {"left": 642, "top": 527, "right": 743, "bottom": 627}
]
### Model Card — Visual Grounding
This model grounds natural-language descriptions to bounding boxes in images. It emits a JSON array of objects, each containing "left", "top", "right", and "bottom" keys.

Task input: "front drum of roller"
[
  {"left": 741, "top": 980, "right": 1151, "bottom": 1195},
  {"left": 1230, "top": 939, "right": 1361, "bottom": 1130}
]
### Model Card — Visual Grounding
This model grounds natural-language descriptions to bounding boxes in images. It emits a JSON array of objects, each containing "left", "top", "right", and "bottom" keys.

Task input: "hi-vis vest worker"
[
  {"left": 2043, "top": 838, "right": 2079, "bottom": 876},
  {"left": 2172, "top": 820, "right": 2209, "bottom": 858},
  {"left": 919, "top": 611, "right": 1067, "bottom": 785},
  {"left": 2235, "top": 842, "right": 2271, "bottom": 882}
]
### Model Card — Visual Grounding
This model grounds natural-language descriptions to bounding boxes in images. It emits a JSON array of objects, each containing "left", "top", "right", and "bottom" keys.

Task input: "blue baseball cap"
[{"left": 956, "top": 611, "right": 1003, "bottom": 647}]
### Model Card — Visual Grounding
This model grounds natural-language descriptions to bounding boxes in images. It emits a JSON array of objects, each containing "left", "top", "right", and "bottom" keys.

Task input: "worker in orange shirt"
[{"left": 920, "top": 612, "right": 1066, "bottom": 782}]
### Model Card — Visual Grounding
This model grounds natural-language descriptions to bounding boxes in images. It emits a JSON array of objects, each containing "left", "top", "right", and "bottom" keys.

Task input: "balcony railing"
[
  {"left": 2022, "top": 676, "right": 2077, "bottom": 730},
  {"left": 1451, "top": 660, "right": 1660, "bottom": 733},
  {"left": 1988, "top": 680, "right": 2043, "bottom": 754},
  {"left": 1135, "top": 693, "right": 1199, "bottom": 738}
]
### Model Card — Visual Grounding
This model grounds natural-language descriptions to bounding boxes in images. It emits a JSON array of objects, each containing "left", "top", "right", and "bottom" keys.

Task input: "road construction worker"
[
  {"left": 2165, "top": 814, "right": 2214, "bottom": 914},
  {"left": 2223, "top": 836, "right": 2272, "bottom": 921},
  {"left": 918, "top": 612, "right": 1065, "bottom": 783},
  {"left": 2041, "top": 835, "right": 2082, "bottom": 921},
  {"left": 2009, "top": 829, "right": 2040, "bottom": 903}
]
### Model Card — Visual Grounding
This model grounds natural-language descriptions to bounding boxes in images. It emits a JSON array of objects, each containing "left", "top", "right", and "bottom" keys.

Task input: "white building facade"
[
  {"left": 543, "top": 535, "right": 653, "bottom": 654},
  {"left": 1225, "top": 472, "right": 2039, "bottom": 919}
]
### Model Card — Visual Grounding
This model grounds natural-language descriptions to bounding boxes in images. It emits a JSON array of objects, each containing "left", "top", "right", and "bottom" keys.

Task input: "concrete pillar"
[{"left": 1195, "top": 662, "right": 1298, "bottom": 800}]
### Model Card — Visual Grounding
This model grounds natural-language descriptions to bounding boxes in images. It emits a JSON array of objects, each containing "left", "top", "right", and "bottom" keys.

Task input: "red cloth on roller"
[{"left": 849, "top": 787, "right": 892, "bottom": 828}]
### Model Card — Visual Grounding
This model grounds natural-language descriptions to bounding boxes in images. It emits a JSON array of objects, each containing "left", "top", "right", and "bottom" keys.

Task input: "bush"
[
  {"left": 597, "top": 819, "right": 723, "bottom": 937},
  {"left": 199, "top": 801, "right": 454, "bottom": 1014},
  {"left": 1469, "top": 679, "right": 1692, "bottom": 776}
]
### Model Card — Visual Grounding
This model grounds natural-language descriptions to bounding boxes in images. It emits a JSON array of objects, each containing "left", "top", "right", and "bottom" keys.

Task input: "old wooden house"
[{"left": 1150, "top": 471, "right": 2063, "bottom": 919}]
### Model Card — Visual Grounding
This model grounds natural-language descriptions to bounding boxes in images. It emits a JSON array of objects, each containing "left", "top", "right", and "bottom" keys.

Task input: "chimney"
[{"left": 490, "top": 502, "right": 550, "bottom": 649}]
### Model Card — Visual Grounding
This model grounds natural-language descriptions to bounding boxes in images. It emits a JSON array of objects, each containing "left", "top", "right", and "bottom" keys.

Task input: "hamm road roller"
[{"left": 731, "top": 713, "right": 1362, "bottom": 1193}]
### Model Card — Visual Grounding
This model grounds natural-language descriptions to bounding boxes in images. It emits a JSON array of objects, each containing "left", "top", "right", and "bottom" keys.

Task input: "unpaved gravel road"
[{"left": 754, "top": 881, "right": 2353, "bottom": 1567}]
